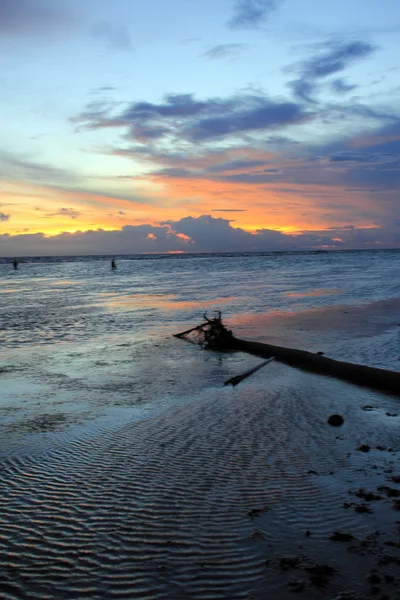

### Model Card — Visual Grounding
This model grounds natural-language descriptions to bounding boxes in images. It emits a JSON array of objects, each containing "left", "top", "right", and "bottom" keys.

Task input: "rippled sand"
[
  {"left": 0, "top": 356, "right": 399, "bottom": 599},
  {"left": 1, "top": 254, "right": 400, "bottom": 599}
]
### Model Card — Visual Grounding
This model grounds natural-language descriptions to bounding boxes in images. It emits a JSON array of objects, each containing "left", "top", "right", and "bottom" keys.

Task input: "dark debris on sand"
[
  {"left": 247, "top": 505, "right": 270, "bottom": 518},
  {"left": 330, "top": 531, "right": 355, "bottom": 542},
  {"left": 357, "top": 444, "right": 371, "bottom": 452},
  {"left": 343, "top": 502, "right": 373, "bottom": 513},
  {"left": 377, "top": 486, "right": 400, "bottom": 498},
  {"left": 305, "top": 564, "right": 337, "bottom": 587},
  {"left": 328, "top": 414, "right": 344, "bottom": 427},
  {"left": 350, "top": 488, "right": 383, "bottom": 502},
  {"left": 277, "top": 555, "right": 338, "bottom": 592}
]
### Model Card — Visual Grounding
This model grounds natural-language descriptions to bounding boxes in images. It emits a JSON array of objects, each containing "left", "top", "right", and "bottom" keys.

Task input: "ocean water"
[{"left": 0, "top": 250, "right": 399, "bottom": 599}]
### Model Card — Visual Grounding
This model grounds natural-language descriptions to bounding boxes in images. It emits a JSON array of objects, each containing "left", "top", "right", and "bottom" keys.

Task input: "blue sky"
[{"left": 1, "top": 0, "right": 400, "bottom": 254}]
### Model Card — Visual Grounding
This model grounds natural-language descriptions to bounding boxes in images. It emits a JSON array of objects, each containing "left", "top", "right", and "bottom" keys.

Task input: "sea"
[{"left": 0, "top": 250, "right": 399, "bottom": 599}]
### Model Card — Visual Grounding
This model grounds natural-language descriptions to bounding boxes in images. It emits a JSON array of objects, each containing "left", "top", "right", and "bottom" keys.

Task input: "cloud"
[
  {"left": 315, "top": 122, "right": 400, "bottom": 191},
  {"left": 289, "top": 40, "right": 376, "bottom": 102},
  {"left": 289, "top": 79, "right": 317, "bottom": 104},
  {"left": 1, "top": 215, "right": 398, "bottom": 256},
  {"left": 92, "top": 21, "right": 131, "bottom": 50},
  {"left": 201, "top": 44, "right": 249, "bottom": 60},
  {"left": 91, "top": 86, "right": 117, "bottom": 94},
  {"left": 75, "top": 92, "right": 313, "bottom": 144},
  {"left": 46, "top": 208, "right": 83, "bottom": 219},
  {"left": 331, "top": 79, "right": 358, "bottom": 94},
  {"left": 300, "top": 40, "right": 375, "bottom": 79},
  {"left": 228, "top": 0, "right": 282, "bottom": 29},
  {"left": 0, "top": 212, "right": 10, "bottom": 221},
  {"left": 328, "top": 152, "right": 383, "bottom": 163},
  {"left": 106, "top": 109, "right": 400, "bottom": 200},
  {"left": 69, "top": 66, "right": 400, "bottom": 235},
  {"left": 0, "top": 0, "right": 70, "bottom": 36},
  {"left": 0, "top": 150, "right": 80, "bottom": 187},
  {"left": 208, "top": 159, "right": 268, "bottom": 172},
  {"left": 188, "top": 99, "right": 308, "bottom": 141}
]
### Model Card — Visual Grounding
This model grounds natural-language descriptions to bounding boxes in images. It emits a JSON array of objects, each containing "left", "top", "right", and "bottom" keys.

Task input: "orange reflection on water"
[
  {"left": 231, "top": 309, "right": 295, "bottom": 327},
  {"left": 284, "top": 288, "right": 342, "bottom": 298},
  {"left": 103, "top": 294, "right": 237, "bottom": 311}
]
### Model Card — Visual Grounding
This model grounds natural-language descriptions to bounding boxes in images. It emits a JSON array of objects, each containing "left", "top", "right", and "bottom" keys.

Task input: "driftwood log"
[{"left": 174, "top": 314, "right": 400, "bottom": 397}]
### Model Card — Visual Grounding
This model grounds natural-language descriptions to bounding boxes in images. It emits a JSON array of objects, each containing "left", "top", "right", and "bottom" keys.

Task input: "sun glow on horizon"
[{"left": 0, "top": 166, "right": 396, "bottom": 249}]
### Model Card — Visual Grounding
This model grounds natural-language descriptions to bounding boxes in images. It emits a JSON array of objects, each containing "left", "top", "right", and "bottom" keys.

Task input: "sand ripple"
[{"left": 0, "top": 378, "right": 399, "bottom": 599}]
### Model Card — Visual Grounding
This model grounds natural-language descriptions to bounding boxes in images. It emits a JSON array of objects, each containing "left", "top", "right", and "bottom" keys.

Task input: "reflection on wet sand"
[
  {"left": 103, "top": 293, "right": 238, "bottom": 311},
  {"left": 284, "top": 288, "right": 343, "bottom": 297},
  {"left": 230, "top": 298, "right": 400, "bottom": 336}
]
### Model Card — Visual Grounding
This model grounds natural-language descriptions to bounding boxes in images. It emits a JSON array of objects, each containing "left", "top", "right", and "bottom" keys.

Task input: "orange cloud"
[
  {"left": 145, "top": 172, "right": 379, "bottom": 233},
  {"left": 0, "top": 155, "right": 387, "bottom": 239}
]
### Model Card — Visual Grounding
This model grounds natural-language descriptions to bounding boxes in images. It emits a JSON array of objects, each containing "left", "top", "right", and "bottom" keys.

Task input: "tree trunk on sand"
[
  {"left": 174, "top": 315, "right": 400, "bottom": 396},
  {"left": 227, "top": 336, "right": 400, "bottom": 397}
]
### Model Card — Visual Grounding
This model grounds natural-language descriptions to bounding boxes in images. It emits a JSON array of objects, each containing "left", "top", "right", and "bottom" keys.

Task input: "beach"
[{"left": 0, "top": 251, "right": 399, "bottom": 599}]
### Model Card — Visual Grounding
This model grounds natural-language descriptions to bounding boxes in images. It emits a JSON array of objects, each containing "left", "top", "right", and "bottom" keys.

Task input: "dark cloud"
[
  {"left": 157, "top": 168, "right": 194, "bottom": 178},
  {"left": 228, "top": 0, "right": 282, "bottom": 29},
  {"left": 344, "top": 164, "right": 400, "bottom": 191},
  {"left": 331, "top": 79, "right": 358, "bottom": 94},
  {"left": 0, "top": 0, "right": 69, "bottom": 36},
  {"left": 300, "top": 40, "right": 375, "bottom": 79},
  {"left": 122, "top": 94, "right": 213, "bottom": 120},
  {"left": 153, "top": 161, "right": 284, "bottom": 184},
  {"left": 208, "top": 159, "right": 267, "bottom": 172},
  {"left": 0, "top": 215, "right": 399, "bottom": 256},
  {"left": 75, "top": 92, "right": 313, "bottom": 144},
  {"left": 345, "top": 103, "right": 398, "bottom": 122},
  {"left": 353, "top": 122, "right": 400, "bottom": 154},
  {"left": 147, "top": 155, "right": 284, "bottom": 183},
  {"left": 46, "top": 208, "right": 83, "bottom": 219},
  {"left": 105, "top": 112, "right": 400, "bottom": 198},
  {"left": 188, "top": 100, "right": 308, "bottom": 140},
  {"left": 289, "top": 40, "right": 375, "bottom": 102},
  {"left": 92, "top": 22, "right": 131, "bottom": 50},
  {"left": 0, "top": 212, "right": 10, "bottom": 221},
  {"left": 289, "top": 79, "right": 317, "bottom": 104},
  {"left": 328, "top": 152, "right": 385, "bottom": 163},
  {"left": 313, "top": 122, "right": 400, "bottom": 191},
  {"left": 201, "top": 44, "right": 249, "bottom": 60},
  {"left": 91, "top": 86, "right": 117, "bottom": 95},
  {"left": 213, "top": 171, "right": 282, "bottom": 183}
]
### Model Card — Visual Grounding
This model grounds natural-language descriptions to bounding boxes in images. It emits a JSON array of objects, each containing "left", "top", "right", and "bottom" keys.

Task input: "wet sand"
[
  {"left": 230, "top": 297, "right": 400, "bottom": 372},
  {"left": 0, "top": 307, "right": 399, "bottom": 599}
]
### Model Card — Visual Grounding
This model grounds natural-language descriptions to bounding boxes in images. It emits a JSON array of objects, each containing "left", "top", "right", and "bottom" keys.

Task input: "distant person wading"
[
  {"left": 111, "top": 258, "right": 117, "bottom": 270},
  {"left": 12, "top": 259, "right": 18, "bottom": 270}
]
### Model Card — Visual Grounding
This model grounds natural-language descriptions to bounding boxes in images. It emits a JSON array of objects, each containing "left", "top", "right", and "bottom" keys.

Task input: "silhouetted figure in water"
[
  {"left": 12, "top": 259, "right": 18, "bottom": 270},
  {"left": 111, "top": 258, "right": 117, "bottom": 270}
]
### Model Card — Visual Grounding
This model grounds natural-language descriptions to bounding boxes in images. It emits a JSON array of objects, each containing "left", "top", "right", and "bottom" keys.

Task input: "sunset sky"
[{"left": 1, "top": 0, "right": 400, "bottom": 255}]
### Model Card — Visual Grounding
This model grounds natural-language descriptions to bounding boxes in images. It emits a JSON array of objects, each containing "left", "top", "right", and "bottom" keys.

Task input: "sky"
[{"left": 1, "top": 0, "right": 400, "bottom": 255}]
